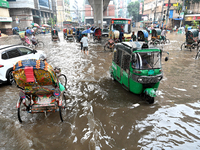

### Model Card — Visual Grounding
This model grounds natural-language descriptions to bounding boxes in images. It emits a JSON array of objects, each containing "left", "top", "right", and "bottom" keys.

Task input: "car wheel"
[{"left": 7, "top": 70, "right": 15, "bottom": 85}]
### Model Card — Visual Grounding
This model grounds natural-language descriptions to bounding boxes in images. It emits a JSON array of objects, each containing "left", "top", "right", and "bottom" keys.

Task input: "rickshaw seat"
[{"left": 24, "top": 66, "right": 35, "bottom": 82}]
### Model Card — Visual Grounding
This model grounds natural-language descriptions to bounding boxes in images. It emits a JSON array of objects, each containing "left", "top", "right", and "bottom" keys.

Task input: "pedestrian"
[
  {"left": 80, "top": 34, "right": 89, "bottom": 55},
  {"left": 0, "top": 30, "right": 1, "bottom": 37},
  {"left": 161, "top": 28, "right": 166, "bottom": 41},
  {"left": 131, "top": 31, "right": 137, "bottom": 41},
  {"left": 119, "top": 29, "right": 124, "bottom": 42}
]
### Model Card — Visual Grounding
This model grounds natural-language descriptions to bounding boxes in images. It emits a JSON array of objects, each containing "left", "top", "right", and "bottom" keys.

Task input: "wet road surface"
[{"left": 0, "top": 31, "right": 200, "bottom": 150}]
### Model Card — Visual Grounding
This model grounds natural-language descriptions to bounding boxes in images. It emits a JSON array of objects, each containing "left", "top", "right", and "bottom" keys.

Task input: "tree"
[
  {"left": 127, "top": 1, "right": 143, "bottom": 22},
  {"left": 47, "top": 15, "right": 57, "bottom": 27}
]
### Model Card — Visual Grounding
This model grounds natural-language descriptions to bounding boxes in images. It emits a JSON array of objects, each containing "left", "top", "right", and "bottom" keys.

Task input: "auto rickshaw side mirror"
[
  {"left": 165, "top": 57, "right": 168, "bottom": 61},
  {"left": 132, "top": 53, "right": 137, "bottom": 62}
]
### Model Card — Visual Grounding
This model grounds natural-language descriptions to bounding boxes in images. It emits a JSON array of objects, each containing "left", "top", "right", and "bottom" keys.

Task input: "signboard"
[
  {"left": 112, "top": 20, "right": 129, "bottom": 24},
  {"left": 139, "top": 3, "right": 143, "bottom": 15},
  {"left": 180, "top": 12, "right": 184, "bottom": 18},
  {"left": 0, "top": 17, "right": 12, "bottom": 22},
  {"left": 39, "top": 0, "right": 49, "bottom": 7},
  {"left": 0, "top": 0, "right": 9, "bottom": 8},
  {"left": 164, "top": 3, "right": 179, "bottom": 7}
]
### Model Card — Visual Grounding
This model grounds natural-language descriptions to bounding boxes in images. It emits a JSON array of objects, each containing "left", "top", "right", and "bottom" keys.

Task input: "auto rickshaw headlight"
[{"left": 138, "top": 78, "right": 143, "bottom": 82}]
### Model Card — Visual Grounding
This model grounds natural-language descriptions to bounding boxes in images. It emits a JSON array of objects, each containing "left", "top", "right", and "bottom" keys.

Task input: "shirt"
[
  {"left": 161, "top": 30, "right": 166, "bottom": 36},
  {"left": 80, "top": 36, "right": 89, "bottom": 47}
]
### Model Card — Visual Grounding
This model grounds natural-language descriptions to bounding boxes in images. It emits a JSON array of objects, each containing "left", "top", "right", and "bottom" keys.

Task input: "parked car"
[
  {"left": 0, "top": 45, "right": 46, "bottom": 85},
  {"left": 102, "top": 28, "right": 109, "bottom": 37}
]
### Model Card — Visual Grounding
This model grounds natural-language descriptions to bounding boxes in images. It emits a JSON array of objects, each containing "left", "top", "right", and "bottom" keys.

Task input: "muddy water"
[{"left": 0, "top": 32, "right": 200, "bottom": 150}]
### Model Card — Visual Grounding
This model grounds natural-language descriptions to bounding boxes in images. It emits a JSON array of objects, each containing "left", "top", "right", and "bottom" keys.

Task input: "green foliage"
[
  {"left": 127, "top": 1, "right": 143, "bottom": 22},
  {"left": 192, "top": 20, "right": 199, "bottom": 29},
  {"left": 47, "top": 16, "right": 57, "bottom": 27},
  {"left": 185, "top": 24, "right": 189, "bottom": 29}
]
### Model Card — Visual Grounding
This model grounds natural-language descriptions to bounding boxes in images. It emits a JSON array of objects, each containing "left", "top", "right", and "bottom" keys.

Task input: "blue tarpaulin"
[
  {"left": 82, "top": 29, "right": 91, "bottom": 34},
  {"left": 169, "top": 10, "right": 173, "bottom": 19},
  {"left": 26, "top": 29, "right": 32, "bottom": 35},
  {"left": 173, "top": 18, "right": 183, "bottom": 20}
]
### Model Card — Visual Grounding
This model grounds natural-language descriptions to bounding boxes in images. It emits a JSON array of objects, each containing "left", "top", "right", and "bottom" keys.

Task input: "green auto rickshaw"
[{"left": 110, "top": 42, "right": 169, "bottom": 104}]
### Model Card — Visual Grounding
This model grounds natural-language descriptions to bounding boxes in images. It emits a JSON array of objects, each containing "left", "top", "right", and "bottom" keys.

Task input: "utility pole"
[
  {"left": 166, "top": 0, "right": 170, "bottom": 27},
  {"left": 160, "top": 0, "right": 165, "bottom": 28},
  {"left": 153, "top": 0, "right": 158, "bottom": 24},
  {"left": 181, "top": 0, "right": 186, "bottom": 26}
]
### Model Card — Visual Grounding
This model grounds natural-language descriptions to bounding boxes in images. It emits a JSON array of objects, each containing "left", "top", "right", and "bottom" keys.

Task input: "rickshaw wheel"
[
  {"left": 59, "top": 93, "right": 67, "bottom": 122},
  {"left": 58, "top": 74, "right": 67, "bottom": 89},
  {"left": 165, "top": 39, "right": 170, "bottom": 44},
  {"left": 153, "top": 39, "right": 160, "bottom": 45},
  {"left": 36, "top": 41, "right": 44, "bottom": 49},
  {"left": 181, "top": 43, "right": 187, "bottom": 51},
  {"left": 195, "top": 51, "right": 200, "bottom": 59},
  {"left": 18, "top": 98, "right": 30, "bottom": 123},
  {"left": 148, "top": 40, "right": 154, "bottom": 45}
]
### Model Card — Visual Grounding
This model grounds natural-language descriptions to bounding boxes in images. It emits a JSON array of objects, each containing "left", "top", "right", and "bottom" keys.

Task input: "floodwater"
[{"left": 0, "top": 31, "right": 200, "bottom": 150}]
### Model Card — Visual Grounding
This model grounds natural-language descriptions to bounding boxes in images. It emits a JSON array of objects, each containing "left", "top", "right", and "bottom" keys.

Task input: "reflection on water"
[{"left": 0, "top": 32, "right": 200, "bottom": 149}]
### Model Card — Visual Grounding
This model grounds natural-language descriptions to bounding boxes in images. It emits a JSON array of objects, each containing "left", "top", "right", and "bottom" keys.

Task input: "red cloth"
[{"left": 24, "top": 66, "right": 35, "bottom": 82}]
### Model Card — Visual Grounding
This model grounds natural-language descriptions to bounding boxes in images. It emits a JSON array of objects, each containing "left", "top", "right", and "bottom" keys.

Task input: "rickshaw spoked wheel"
[
  {"left": 195, "top": 50, "right": 200, "bottom": 59},
  {"left": 58, "top": 74, "right": 67, "bottom": 89},
  {"left": 36, "top": 41, "right": 44, "bottom": 49},
  {"left": 181, "top": 43, "right": 187, "bottom": 51},
  {"left": 59, "top": 93, "right": 67, "bottom": 122},
  {"left": 18, "top": 98, "right": 30, "bottom": 123}
]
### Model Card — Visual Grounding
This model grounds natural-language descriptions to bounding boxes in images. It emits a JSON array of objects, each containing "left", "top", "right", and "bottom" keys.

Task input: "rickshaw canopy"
[
  {"left": 13, "top": 59, "right": 57, "bottom": 91},
  {"left": 152, "top": 29, "right": 161, "bottom": 36},
  {"left": 187, "top": 29, "right": 199, "bottom": 38},
  {"left": 137, "top": 30, "right": 149, "bottom": 38}
]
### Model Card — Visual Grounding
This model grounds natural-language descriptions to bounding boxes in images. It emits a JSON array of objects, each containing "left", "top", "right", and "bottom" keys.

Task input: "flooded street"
[{"left": 0, "top": 31, "right": 200, "bottom": 150}]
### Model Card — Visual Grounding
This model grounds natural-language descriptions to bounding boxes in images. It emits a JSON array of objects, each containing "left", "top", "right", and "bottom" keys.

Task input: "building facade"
[
  {"left": 143, "top": 0, "right": 180, "bottom": 28},
  {"left": 0, "top": 0, "right": 12, "bottom": 35},
  {"left": 8, "top": 0, "right": 55, "bottom": 30}
]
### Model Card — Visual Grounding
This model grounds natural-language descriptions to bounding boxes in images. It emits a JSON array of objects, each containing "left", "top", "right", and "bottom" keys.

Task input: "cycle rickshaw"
[
  {"left": 19, "top": 31, "right": 44, "bottom": 49},
  {"left": 181, "top": 29, "right": 199, "bottom": 51},
  {"left": 63, "top": 28, "right": 74, "bottom": 41},
  {"left": 93, "top": 27, "right": 102, "bottom": 42},
  {"left": 149, "top": 29, "right": 161, "bottom": 45},
  {"left": 51, "top": 29, "right": 60, "bottom": 42},
  {"left": 137, "top": 30, "right": 149, "bottom": 43},
  {"left": 13, "top": 59, "right": 67, "bottom": 123}
]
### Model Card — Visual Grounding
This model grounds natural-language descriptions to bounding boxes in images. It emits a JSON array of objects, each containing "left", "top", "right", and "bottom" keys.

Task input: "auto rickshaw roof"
[{"left": 116, "top": 42, "right": 161, "bottom": 54}]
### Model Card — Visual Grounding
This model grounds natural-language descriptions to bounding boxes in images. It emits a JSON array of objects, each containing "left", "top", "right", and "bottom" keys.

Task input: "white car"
[{"left": 0, "top": 45, "right": 46, "bottom": 84}]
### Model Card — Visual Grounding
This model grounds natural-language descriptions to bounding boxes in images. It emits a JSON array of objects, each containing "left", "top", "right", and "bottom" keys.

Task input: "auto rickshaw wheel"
[
  {"left": 143, "top": 94, "right": 154, "bottom": 104},
  {"left": 146, "top": 97, "right": 154, "bottom": 104}
]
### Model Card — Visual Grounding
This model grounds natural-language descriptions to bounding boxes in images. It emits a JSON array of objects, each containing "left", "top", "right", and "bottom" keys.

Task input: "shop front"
[
  {"left": 185, "top": 14, "right": 200, "bottom": 26},
  {"left": 0, "top": 0, "right": 12, "bottom": 35}
]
